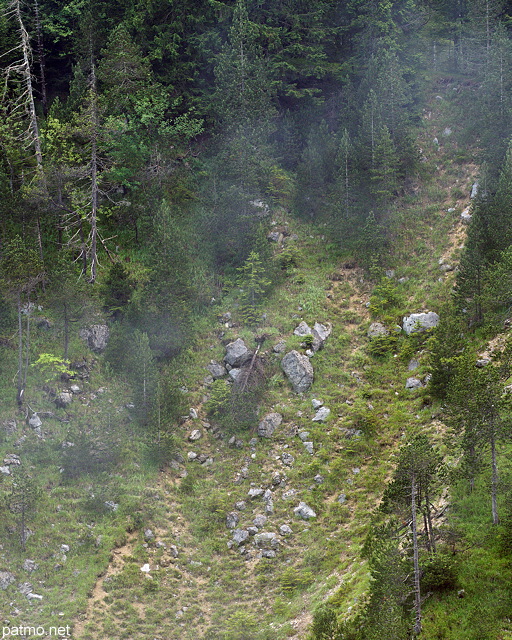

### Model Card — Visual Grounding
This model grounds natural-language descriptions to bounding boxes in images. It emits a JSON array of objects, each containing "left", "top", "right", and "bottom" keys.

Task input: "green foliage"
[
  {"left": 205, "top": 379, "right": 231, "bottom": 419},
  {"left": 421, "top": 553, "right": 458, "bottom": 592},
  {"left": 367, "top": 333, "right": 399, "bottom": 358},
  {"left": 103, "top": 262, "right": 135, "bottom": 320},
  {"left": 237, "top": 250, "right": 271, "bottom": 325},
  {"left": 369, "top": 278, "right": 402, "bottom": 318},
  {"left": 32, "top": 353, "right": 72, "bottom": 383}
]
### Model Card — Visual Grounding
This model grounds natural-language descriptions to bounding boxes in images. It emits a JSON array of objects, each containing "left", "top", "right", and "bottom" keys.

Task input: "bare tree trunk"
[
  {"left": 411, "top": 474, "right": 422, "bottom": 637},
  {"left": 491, "top": 426, "right": 499, "bottom": 525},
  {"left": 33, "top": 0, "right": 48, "bottom": 116},
  {"left": 89, "top": 51, "right": 99, "bottom": 283},
  {"left": 16, "top": 289, "right": 24, "bottom": 406}
]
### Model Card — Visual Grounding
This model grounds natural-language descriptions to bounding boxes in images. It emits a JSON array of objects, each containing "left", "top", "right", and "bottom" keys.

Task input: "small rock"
[
  {"left": 235, "top": 501, "right": 247, "bottom": 511},
  {"left": 169, "top": 545, "right": 179, "bottom": 558},
  {"left": 0, "top": 571, "right": 15, "bottom": 590},
  {"left": 248, "top": 488, "right": 264, "bottom": 499},
  {"left": 261, "top": 550, "right": 276, "bottom": 558},
  {"left": 253, "top": 514, "right": 267, "bottom": 528},
  {"left": 314, "top": 475, "right": 324, "bottom": 484},
  {"left": 312, "top": 406, "right": 330, "bottom": 422},
  {"left": 226, "top": 512, "right": 239, "bottom": 529},
  {"left": 406, "top": 377, "right": 423, "bottom": 390},
  {"left": 70, "top": 384, "right": 81, "bottom": 394},
  {"left": 189, "top": 408, "right": 198, "bottom": 419},
  {"left": 311, "top": 398, "right": 323, "bottom": 410},
  {"left": 298, "top": 431, "right": 310, "bottom": 442},
  {"left": 337, "top": 494, "right": 347, "bottom": 504},
  {"left": 61, "top": 544, "right": 70, "bottom": 553},
  {"left": 28, "top": 414, "right": 42, "bottom": 429},
  {"left": 279, "top": 524, "right": 293, "bottom": 536},
  {"left": 293, "top": 321, "right": 312, "bottom": 337},
  {"left": 206, "top": 361, "right": 226, "bottom": 379},
  {"left": 303, "top": 442, "right": 314, "bottom": 454},
  {"left": 408, "top": 359, "right": 420, "bottom": 371},
  {"left": 144, "top": 529, "right": 154, "bottom": 541},
  {"left": 253, "top": 532, "right": 279, "bottom": 549},
  {"left": 232, "top": 529, "right": 250, "bottom": 545},
  {"left": 367, "top": 322, "right": 389, "bottom": 338},
  {"left": 140, "top": 564, "right": 151, "bottom": 573},
  {"left": 0, "top": 466, "right": 10, "bottom": 475},
  {"left": 258, "top": 413, "right": 283, "bottom": 438},
  {"left": 188, "top": 429, "right": 202, "bottom": 442},
  {"left": 273, "top": 341, "right": 286, "bottom": 354},
  {"left": 476, "top": 358, "right": 491, "bottom": 368},
  {"left": 187, "top": 451, "right": 198, "bottom": 460},
  {"left": 23, "top": 560, "right": 38, "bottom": 573},
  {"left": 281, "top": 452, "right": 295, "bottom": 466},
  {"left": 294, "top": 502, "right": 317, "bottom": 520}
]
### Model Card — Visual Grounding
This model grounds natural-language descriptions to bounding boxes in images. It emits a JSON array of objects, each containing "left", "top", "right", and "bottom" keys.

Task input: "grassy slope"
[{"left": 1, "top": 76, "right": 509, "bottom": 640}]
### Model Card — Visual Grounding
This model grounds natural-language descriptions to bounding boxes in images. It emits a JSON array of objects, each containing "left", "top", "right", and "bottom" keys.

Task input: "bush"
[{"left": 421, "top": 553, "right": 458, "bottom": 592}]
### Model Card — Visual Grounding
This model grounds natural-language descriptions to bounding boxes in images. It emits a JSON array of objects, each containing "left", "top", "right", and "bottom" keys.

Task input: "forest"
[{"left": 2, "top": 0, "right": 512, "bottom": 638}]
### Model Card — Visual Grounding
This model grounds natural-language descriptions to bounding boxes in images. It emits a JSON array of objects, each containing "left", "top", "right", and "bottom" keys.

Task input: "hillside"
[{"left": 4, "top": 76, "right": 507, "bottom": 640}]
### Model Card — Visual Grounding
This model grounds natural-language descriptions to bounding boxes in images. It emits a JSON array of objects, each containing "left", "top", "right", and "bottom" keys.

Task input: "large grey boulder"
[
  {"left": 402, "top": 312, "right": 439, "bottom": 335},
  {"left": 281, "top": 350, "right": 314, "bottom": 393},
  {"left": 224, "top": 338, "right": 252, "bottom": 367},
  {"left": 80, "top": 324, "right": 110, "bottom": 352},
  {"left": 258, "top": 412, "right": 283, "bottom": 438}
]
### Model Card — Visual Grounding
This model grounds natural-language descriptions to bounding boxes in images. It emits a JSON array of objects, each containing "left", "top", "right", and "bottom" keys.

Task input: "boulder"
[
  {"left": 281, "top": 350, "right": 314, "bottom": 393},
  {"left": 224, "top": 338, "right": 252, "bottom": 368},
  {"left": 312, "top": 322, "right": 332, "bottom": 351},
  {"left": 367, "top": 322, "right": 389, "bottom": 338},
  {"left": 257, "top": 412, "right": 283, "bottom": 438},
  {"left": 294, "top": 502, "right": 317, "bottom": 520},
  {"left": 402, "top": 312, "right": 439, "bottom": 335},
  {"left": 80, "top": 324, "right": 110, "bottom": 352},
  {"left": 206, "top": 361, "right": 226, "bottom": 379}
]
